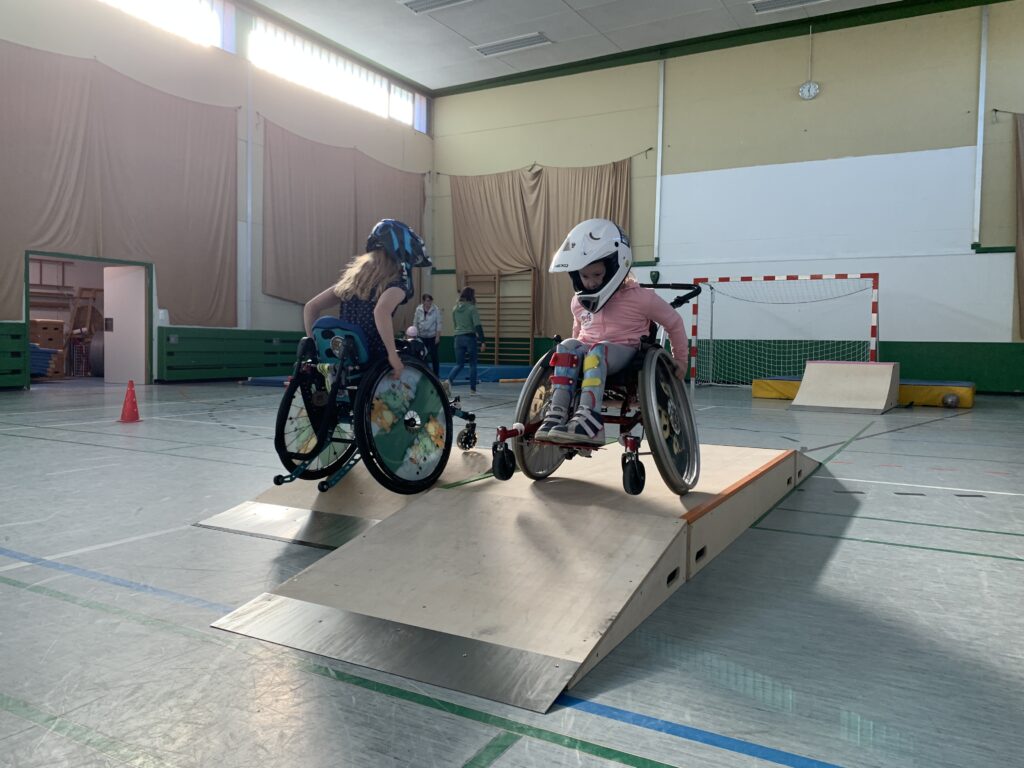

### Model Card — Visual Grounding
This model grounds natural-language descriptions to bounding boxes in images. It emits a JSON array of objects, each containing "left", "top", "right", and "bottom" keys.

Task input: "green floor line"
[
  {"left": 303, "top": 662, "right": 677, "bottom": 768},
  {"left": 750, "top": 423, "right": 875, "bottom": 529},
  {"left": 462, "top": 731, "right": 522, "bottom": 767},
  {"left": 0, "top": 574, "right": 675, "bottom": 768},
  {"left": 774, "top": 506, "right": 1024, "bottom": 538},
  {"left": 819, "top": 422, "right": 875, "bottom": 466},
  {"left": 752, "top": 526, "right": 1023, "bottom": 562},
  {"left": 0, "top": 693, "right": 173, "bottom": 768},
  {"left": 440, "top": 470, "right": 494, "bottom": 488}
]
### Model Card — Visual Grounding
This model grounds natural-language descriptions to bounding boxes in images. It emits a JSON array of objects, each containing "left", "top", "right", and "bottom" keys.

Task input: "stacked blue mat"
[{"left": 29, "top": 343, "right": 59, "bottom": 377}]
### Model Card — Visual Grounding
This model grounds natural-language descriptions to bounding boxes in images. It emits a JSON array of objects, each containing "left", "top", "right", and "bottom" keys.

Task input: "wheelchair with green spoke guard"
[
  {"left": 273, "top": 316, "right": 478, "bottom": 495},
  {"left": 490, "top": 283, "right": 701, "bottom": 496}
]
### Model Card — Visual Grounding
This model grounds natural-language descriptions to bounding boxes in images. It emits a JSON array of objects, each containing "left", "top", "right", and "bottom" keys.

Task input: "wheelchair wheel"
[
  {"left": 639, "top": 348, "right": 700, "bottom": 494},
  {"left": 274, "top": 368, "right": 357, "bottom": 480},
  {"left": 512, "top": 351, "right": 567, "bottom": 480},
  {"left": 353, "top": 358, "right": 453, "bottom": 494}
]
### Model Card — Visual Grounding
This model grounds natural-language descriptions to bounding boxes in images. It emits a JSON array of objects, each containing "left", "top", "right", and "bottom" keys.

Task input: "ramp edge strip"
[
  {"left": 683, "top": 450, "right": 795, "bottom": 525},
  {"left": 213, "top": 593, "right": 579, "bottom": 713}
]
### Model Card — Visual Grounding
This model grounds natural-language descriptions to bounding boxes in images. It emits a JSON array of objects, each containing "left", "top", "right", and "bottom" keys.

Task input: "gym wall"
[
  {"left": 432, "top": 1, "right": 1024, "bottom": 387},
  {"left": 0, "top": 0, "right": 431, "bottom": 332}
]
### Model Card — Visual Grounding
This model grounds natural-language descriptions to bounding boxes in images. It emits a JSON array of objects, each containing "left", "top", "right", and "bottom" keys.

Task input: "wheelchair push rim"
[
  {"left": 639, "top": 348, "right": 700, "bottom": 494},
  {"left": 274, "top": 368, "right": 358, "bottom": 480},
  {"left": 354, "top": 358, "right": 453, "bottom": 494},
  {"left": 512, "top": 350, "right": 567, "bottom": 480}
]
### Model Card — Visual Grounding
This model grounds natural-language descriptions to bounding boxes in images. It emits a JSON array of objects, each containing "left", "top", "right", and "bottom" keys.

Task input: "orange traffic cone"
[{"left": 118, "top": 380, "right": 141, "bottom": 423}]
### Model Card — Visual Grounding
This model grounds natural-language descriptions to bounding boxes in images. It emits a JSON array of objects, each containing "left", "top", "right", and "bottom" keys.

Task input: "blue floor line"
[
  {"left": 0, "top": 547, "right": 843, "bottom": 767},
  {"left": 558, "top": 695, "right": 846, "bottom": 768},
  {"left": 0, "top": 546, "right": 233, "bottom": 614}
]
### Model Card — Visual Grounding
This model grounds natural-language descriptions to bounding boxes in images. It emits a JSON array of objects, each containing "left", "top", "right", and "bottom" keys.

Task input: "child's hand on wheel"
[
  {"left": 388, "top": 351, "right": 404, "bottom": 379},
  {"left": 673, "top": 358, "right": 687, "bottom": 381}
]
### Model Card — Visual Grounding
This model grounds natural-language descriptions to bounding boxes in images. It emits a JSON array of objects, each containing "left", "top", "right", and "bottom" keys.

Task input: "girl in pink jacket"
[{"left": 539, "top": 219, "right": 688, "bottom": 446}]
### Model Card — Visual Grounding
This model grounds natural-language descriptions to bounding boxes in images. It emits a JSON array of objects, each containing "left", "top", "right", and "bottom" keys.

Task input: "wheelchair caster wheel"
[
  {"left": 457, "top": 427, "right": 478, "bottom": 450},
  {"left": 273, "top": 475, "right": 285, "bottom": 486},
  {"left": 623, "top": 458, "right": 645, "bottom": 495},
  {"left": 317, "top": 480, "right": 330, "bottom": 493},
  {"left": 491, "top": 443, "right": 516, "bottom": 481}
]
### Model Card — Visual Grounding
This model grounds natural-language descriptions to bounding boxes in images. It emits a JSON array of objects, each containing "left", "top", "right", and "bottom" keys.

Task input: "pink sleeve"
[
  {"left": 570, "top": 297, "right": 581, "bottom": 339},
  {"left": 645, "top": 290, "right": 688, "bottom": 363}
]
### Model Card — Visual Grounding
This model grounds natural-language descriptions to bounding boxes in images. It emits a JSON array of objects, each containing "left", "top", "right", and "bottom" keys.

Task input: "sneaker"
[
  {"left": 534, "top": 403, "right": 569, "bottom": 440},
  {"left": 470, "top": 387, "right": 477, "bottom": 394},
  {"left": 547, "top": 406, "right": 605, "bottom": 446}
]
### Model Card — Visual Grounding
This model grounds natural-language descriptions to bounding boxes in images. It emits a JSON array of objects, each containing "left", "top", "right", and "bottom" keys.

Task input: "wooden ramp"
[
  {"left": 791, "top": 360, "right": 900, "bottom": 414},
  {"left": 195, "top": 449, "right": 493, "bottom": 548},
  {"left": 212, "top": 444, "right": 818, "bottom": 712}
]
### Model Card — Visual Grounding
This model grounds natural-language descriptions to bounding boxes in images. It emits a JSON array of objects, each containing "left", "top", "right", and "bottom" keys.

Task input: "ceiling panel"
[
  {"left": 604, "top": 8, "right": 739, "bottom": 51},
  {"left": 251, "top": 0, "right": 935, "bottom": 91},
  {"left": 579, "top": 0, "right": 727, "bottom": 32},
  {"left": 442, "top": 10, "right": 603, "bottom": 46},
  {"left": 498, "top": 33, "right": 622, "bottom": 72}
]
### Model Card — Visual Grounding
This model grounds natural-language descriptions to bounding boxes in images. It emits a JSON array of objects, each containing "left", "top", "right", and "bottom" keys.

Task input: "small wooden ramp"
[
  {"left": 791, "top": 360, "right": 900, "bottom": 414},
  {"left": 212, "top": 444, "right": 818, "bottom": 712}
]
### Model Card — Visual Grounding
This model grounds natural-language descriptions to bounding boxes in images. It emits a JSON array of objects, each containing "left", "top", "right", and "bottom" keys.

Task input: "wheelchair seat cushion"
[{"left": 311, "top": 317, "right": 370, "bottom": 365}]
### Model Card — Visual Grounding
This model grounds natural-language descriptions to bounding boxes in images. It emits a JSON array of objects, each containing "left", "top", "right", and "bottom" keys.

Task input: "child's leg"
[
  {"left": 549, "top": 342, "right": 637, "bottom": 445},
  {"left": 536, "top": 339, "right": 584, "bottom": 438}
]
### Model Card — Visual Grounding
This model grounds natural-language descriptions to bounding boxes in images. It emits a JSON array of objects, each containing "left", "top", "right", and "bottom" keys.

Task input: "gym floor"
[{"left": 1, "top": 378, "right": 1020, "bottom": 768}]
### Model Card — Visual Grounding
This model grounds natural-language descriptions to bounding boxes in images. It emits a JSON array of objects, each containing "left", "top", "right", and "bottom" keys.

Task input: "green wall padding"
[
  {"left": 879, "top": 341, "right": 1024, "bottom": 394},
  {"left": 157, "top": 327, "right": 302, "bottom": 381},
  {"left": 0, "top": 323, "right": 29, "bottom": 389}
]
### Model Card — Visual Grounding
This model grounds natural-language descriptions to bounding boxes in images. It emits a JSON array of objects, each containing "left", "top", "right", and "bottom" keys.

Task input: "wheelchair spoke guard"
[{"left": 354, "top": 359, "right": 453, "bottom": 494}]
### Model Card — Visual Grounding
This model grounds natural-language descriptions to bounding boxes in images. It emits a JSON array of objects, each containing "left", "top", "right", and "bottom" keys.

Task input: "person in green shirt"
[{"left": 446, "top": 287, "right": 487, "bottom": 393}]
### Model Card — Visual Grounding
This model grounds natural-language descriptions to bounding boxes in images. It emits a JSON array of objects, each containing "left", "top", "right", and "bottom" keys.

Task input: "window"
[
  {"left": 248, "top": 19, "right": 427, "bottom": 131},
  {"left": 98, "top": 0, "right": 225, "bottom": 49}
]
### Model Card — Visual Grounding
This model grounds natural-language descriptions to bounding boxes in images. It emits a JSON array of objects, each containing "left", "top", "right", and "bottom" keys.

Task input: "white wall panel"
[
  {"left": 650, "top": 146, "right": 1015, "bottom": 342},
  {"left": 659, "top": 147, "right": 976, "bottom": 263}
]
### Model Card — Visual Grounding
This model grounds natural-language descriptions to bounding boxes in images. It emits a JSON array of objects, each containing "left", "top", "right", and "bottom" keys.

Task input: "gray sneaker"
[
  {"left": 534, "top": 403, "right": 568, "bottom": 440},
  {"left": 546, "top": 406, "right": 605, "bottom": 446}
]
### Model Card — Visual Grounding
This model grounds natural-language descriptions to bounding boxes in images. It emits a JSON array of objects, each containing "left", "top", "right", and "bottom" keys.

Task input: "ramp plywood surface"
[
  {"left": 196, "top": 449, "right": 493, "bottom": 547},
  {"left": 214, "top": 443, "right": 815, "bottom": 712},
  {"left": 791, "top": 361, "right": 900, "bottom": 414}
]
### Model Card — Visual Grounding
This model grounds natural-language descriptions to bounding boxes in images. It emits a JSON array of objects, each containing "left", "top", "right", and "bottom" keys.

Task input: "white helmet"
[{"left": 549, "top": 218, "right": 632, "bottom": 313}]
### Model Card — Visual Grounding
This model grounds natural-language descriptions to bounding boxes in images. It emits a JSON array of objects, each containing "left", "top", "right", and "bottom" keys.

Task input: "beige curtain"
[
  {"left": 450, "top": 159, "right": 630, "bottom": 337},
  {"left": 0, "top": 40, "right": 237, "bottom": 326},
  {"left": 1016, "top": 114, "right": 1024, "bottom": 337},
  {"left": 262, "top": 118, "right": 425, "bottom": 330}
]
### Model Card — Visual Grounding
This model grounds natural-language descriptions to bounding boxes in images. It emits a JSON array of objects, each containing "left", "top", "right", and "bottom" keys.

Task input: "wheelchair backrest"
[{"left": 311, "top": 317, "right": 369, "bottom": 366}]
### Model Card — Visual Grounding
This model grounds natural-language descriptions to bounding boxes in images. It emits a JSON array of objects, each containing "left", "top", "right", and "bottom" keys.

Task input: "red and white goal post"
[{"left": 687, "top": 273, "right": 879, "bottom": 387}]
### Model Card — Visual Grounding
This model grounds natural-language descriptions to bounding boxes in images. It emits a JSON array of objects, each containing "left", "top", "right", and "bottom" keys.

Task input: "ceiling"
[{"left": 251, "top": 0, "right": 903, "bottom": 92}]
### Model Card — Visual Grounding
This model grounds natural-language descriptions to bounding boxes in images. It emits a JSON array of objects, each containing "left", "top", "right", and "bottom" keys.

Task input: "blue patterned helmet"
[{"left": 366, "top": 219, "right": 431, "bottom": 268}]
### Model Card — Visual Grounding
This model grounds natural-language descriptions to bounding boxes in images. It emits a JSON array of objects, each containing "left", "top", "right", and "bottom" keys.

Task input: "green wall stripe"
[
  {"left": 0, "top": 573, "right": 673, "bottom": 768},
  {"left": 433, "top": 0, "right": 1007, "bottom": 96},
  {"left": 751, "top": 526, "right": 1024, "bottom": 562},
  {"left": 462, "top": 732, "right": 522, "bottom": 768},
  {"left": 775, "top": 507, "right": 1024, "bottom": 538},
  {"left": 971, "top": 242, "right": 1015, "bottom": 253},
  {"left": 0, "top": 693, "right": 173, "bottom": 768}
]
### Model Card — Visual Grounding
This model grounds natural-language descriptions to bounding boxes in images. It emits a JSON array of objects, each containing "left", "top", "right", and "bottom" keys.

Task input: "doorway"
[{"left": 25, "top": 252, "right": 152, "bottom": 386}]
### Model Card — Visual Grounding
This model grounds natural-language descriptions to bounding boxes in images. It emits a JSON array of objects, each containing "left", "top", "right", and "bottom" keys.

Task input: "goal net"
[{"left": 688, "top": 273, "right": 878, "bottom": 386}]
